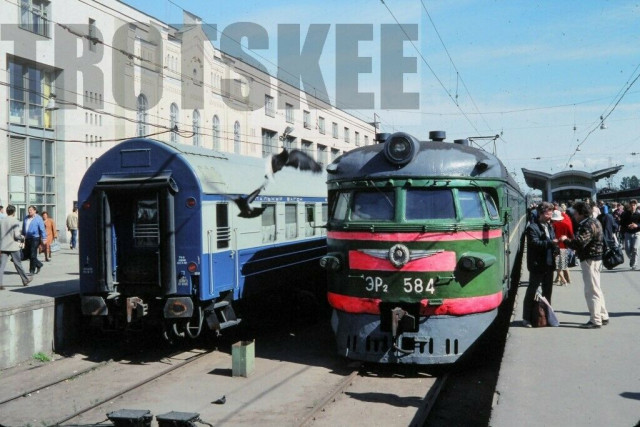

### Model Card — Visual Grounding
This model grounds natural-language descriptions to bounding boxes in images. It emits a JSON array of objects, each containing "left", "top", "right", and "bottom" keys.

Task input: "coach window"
[
  {"left": 285, "top": 204, "right": 298, "bottom": 239},
  {"left": 458, "top": 190, "right": 485, "bottom": 219},
  {"left": 305, "top": 204, "right": 315, "bottom": 236},
  {"left": 406, "top": 189, "right": 455, "bottom": 220},
  {"left": 262, "top": 204, "right": 276, "bottom": 243},
  {"left": 351, "top": 191, "right": 394, "bottom": 220}
]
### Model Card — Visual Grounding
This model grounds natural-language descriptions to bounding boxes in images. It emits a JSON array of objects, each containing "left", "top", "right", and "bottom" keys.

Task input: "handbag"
[
  {"left": 531, "top": 300, "right": 548, "bottom": 327},
  {"left": 567, "top": 249, "right": 577, "bottom": 267},
  {"left": 537, "top": 295, "right": 559, "bottom": 327},
  {"left": 602, "top": 245, "right": 624, "bottom": 270}
]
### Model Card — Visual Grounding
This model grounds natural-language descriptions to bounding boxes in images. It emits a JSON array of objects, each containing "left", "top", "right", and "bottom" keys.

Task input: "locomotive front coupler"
[{"left": 390, "top": 307, "right": 416, "bottom": 355}]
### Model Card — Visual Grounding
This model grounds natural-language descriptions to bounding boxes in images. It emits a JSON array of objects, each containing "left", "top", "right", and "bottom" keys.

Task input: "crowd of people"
[
  {"left": 523, "top": 198, "right": 640, "bottom": 329},
  {"left": 0, "top": 205, "right": 79, "bottom": 290}
]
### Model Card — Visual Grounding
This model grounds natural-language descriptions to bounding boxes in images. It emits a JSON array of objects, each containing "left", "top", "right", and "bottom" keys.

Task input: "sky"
[{"left": 122, "top": 0, "right": 640, "bottom": 193}]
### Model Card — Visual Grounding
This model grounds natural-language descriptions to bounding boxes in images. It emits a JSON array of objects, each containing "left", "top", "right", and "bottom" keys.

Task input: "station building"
[
  {"left": 521, "top": 166, "right": 623, "bottom": 203},
  {"left": 0, "top": 0, "right": 375, "bottom": 228}
]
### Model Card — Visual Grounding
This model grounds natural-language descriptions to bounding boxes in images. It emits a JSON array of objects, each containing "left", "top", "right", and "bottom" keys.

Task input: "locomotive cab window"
[
  {"left": 483, "top": 191, "right": 499, "bottom": 220},
  {"left": 330, "top": 191, "right": 350, "bottom": 220},
  {"left": 406, "top": 189, "right": 455, "bottom": 220},
  {"left": 458, "top": 190, "right": 485, "bottom": 219},
  {"left": 351, "top": 190, "right": 394, "bottom": 220}
]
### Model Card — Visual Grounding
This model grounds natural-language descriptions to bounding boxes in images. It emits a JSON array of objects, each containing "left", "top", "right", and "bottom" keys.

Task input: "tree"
[{"left": 620, "top": 175, "right": 640, "bottom": 190}]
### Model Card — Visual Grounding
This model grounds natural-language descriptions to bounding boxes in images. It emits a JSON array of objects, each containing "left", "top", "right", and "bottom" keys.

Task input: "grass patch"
[{"left": 32, "top": 352, "right": 51, "bottom": 363}]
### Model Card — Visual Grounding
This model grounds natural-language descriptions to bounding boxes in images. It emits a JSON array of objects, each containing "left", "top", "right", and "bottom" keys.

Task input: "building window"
[
  {"left": 332, "top": 122, "right": 338, "bottom": 139},
  {"left": 301, "top": 140, "right": 313, "bottom": 158},
  {"left": 344, "top": 127, "right": 350, "bottom": 143},
  {"left": 9, "top": 61, "right": 54, "bottom": 128},
  {"left": 88, "top": 18, "right": 97, "bottom": 52},
  {"left": 192, "top": 109, "right": 201, "bottom": 146},
  {"left": 136, "top": 94, "right": 148, "bottom": 137},
  {"left": 234, "top": 121, "right": 241, "bottom": 154},
  {"left": 212, "top": 115, "right": 221, "bottom": 150},
  {"left": 331, "top": 148, "right": 340, "bottom": 162},
  {"left": 20, "top": 0, "right": 50, "bottom": 37},
  {"left": 8, "top": 137, "right": 55, "bottom": 219},
  {"left": 262, "top": 128, "right": 277, "bottom": 157},
  {"left": 365, "top": 135, "right": 369, "bottom": 146},
  {"left": 303, "top": 110, "right": 311, "bottom": 129},
  {"left": 317, "top": 144, "right": 328, "bottom": 167},
  {"left": 170, "top": 103, "right": 179, "bottom": 144},
  {"left": 285, "top": 103, "right": 294, "bottom": 123},
  {"left": 318, "top": 117, "right": 325, "bottom": 134},
  {"left": 355, "top": 131, "right": 360, "bottom": 146},
  {"left": 265, "top": 95, "right": 275, "bottom": 117}
]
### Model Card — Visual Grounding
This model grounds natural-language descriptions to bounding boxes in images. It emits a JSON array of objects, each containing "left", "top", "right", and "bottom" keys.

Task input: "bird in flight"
[{"left": 232, "top": 148, "right": 322, "bottom": 218}]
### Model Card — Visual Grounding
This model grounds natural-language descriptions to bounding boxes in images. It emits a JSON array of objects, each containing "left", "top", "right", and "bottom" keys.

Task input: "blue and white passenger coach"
[{"left": 78, "top": 138, "right": 327, "bottom": 339}]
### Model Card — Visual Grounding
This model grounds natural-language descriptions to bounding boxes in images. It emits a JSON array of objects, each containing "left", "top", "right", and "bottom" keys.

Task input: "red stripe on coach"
[
  {"left": 327, "top": 291, "right": 503, "bottom": 316},
  {"left": 328, "top": 230, "right": 502, "bottom": 242},
  {"left": 348, "top": 250, "right": 457, "bottom": 271}
]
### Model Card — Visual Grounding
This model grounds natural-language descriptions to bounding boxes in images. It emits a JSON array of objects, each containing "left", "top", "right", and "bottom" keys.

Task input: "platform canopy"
[{"left": 522, "top": 165, "right": 623, "bottom": 202}]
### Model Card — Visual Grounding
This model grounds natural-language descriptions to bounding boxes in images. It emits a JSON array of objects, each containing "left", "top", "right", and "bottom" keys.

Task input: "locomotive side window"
[
  {"left": 285, "top": 203, "right": 298, "bottom": 239},
  {"left": 216, "top": 203, "right": 230, "bottom": 249},
  {"left": 458, "top": 190, "right": 485, "bottom": 219},
  {"left": 483, "top": 191, "right": 499, "bottom": 219},
  {"left": 134, "top": 197, "right": 159, "bottom": 247},
  {"left": 331, "top": 191, "right": 350, "bottom": 220},
  {"left": 406, "top": 189, "right": 455, "bottom": 220},
  {"left": 351, "top": 191, "right": 394, "bottom": 220},
  {"left": 262, "top": 203, "right": 276, "bottom": 243}
]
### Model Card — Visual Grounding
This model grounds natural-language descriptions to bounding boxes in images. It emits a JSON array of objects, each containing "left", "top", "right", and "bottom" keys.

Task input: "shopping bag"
[{"left": 50, "top": 239, "right": 61, "bottom": 253}]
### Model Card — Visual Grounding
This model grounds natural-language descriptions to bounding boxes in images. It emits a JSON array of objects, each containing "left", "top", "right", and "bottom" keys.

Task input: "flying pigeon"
[
  {"left": 233, "top": 148, "right": 323, "bottom": 218},
  {"left": 265, "top": 148, "right": 322, "bottom": 181},
  {"left": 232, "top": 185, "right": 267, "bottom": 218}
]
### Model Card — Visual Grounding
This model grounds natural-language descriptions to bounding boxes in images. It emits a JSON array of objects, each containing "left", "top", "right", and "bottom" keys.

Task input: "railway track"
[{"left": 1, "top": 321, "right": 451, "bottom": 426}]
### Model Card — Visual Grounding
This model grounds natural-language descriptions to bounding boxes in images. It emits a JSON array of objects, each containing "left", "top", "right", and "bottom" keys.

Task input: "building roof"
[{"left": 521, "top": 165, "right": 624, "bottom": 191}]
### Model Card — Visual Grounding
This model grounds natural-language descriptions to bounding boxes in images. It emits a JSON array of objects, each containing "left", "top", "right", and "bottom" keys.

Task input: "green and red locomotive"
[{"left": 320, "top": 131, "right": 526, "bottom": 364}]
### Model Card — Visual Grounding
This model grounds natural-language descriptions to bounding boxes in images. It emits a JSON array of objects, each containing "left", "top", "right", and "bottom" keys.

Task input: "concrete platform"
[
  {"left": 491, "top": 262, "right": 640, "bottom": 426},
  {"left": 0, "top": 248, "right": 80, "bottom": 370}
]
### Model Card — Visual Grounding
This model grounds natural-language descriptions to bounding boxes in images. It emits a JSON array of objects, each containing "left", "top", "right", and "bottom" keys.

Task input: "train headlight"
[
  {"left": 320, "top": 255, "right": 342, "bottom": 271},
  {"left": 187, "top": 262, "right": 198, "bottom": 273},
  {"left": 383, "top": 133, "right": 420, "bottom": 166},
  {"left": 458, "top": 252, "right": 496, "bottom": 271}
]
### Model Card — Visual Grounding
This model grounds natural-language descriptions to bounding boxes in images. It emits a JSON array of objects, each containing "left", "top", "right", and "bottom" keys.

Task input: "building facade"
[{"left": 0, "top": 0, "right": 375, "bottom": 233}]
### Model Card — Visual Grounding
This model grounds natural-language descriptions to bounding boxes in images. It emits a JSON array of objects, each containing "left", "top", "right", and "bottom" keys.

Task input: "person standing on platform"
[
  {"left": 551, "top": 209, "right": 573, "bottom": 285},
  {"left": 22, "top": 205, "right": 46, "bottom": 275},
  {"left": 41, "top": 212, "right": 57, "bottom": 262},
  {"left": 66, "top": 207, "right": 78, "bottom": 250},
  {"left": 0, "top": 205, "right": 32, "bottom": 289},
  {"left": 620, "top": 199, "right": 640, "bottom": 270},
  {"left": 560, "top": 201, "right": 608, "bottom": 329},
  {"left": 0, "top": 205, "right": 6, "bottom": 218},
  {"left": 523, "top": 202, "right": 558, "bottom": 328}
]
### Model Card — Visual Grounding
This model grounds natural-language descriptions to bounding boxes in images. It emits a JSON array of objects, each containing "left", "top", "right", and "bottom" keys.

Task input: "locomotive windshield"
[
  {"left": 329, "top": 187, "right": 501, "bottom": 223},
  {"left": 406, "top": 189, "right": 455, "bottom": 219}
]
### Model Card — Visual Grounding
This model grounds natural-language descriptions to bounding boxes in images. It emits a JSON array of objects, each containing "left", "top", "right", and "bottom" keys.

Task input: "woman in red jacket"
[{"left": 551, "top": 209, "right": 574, "bottom": 285}]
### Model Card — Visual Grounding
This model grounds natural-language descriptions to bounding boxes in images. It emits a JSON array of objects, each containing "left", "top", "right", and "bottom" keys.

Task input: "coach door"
[
  {"left": 205, "top": 202, "right": 236, "bottom": 298},
  {"left": 95, "top": 174, "right": 177, "bottom": 295}
]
